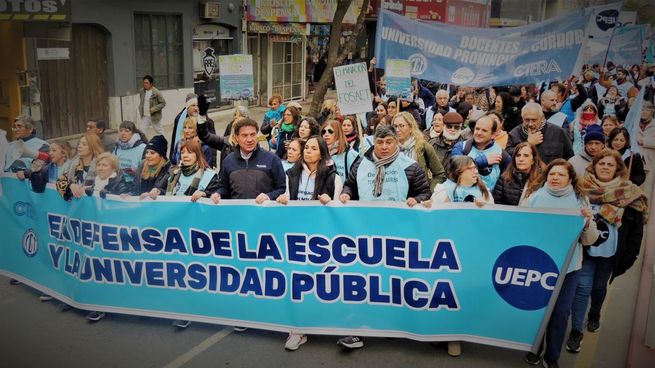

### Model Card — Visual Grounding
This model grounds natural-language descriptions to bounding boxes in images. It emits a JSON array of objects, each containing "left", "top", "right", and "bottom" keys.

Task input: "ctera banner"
[
  {"left": 374, "top": 9, "right": 591, "bottom": 87},
  {"left": 0, "top": 176, "right": 584, "bottom": 352}
]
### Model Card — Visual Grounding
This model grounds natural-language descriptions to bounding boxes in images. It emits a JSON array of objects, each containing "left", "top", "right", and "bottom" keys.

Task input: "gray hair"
[
  {"left": 374, "top": 124, "right": 398, "bottom": 140},
  {"left": 235, "top": 105, "right": 250, "bottom": 118},
  {"left": 521, "top": 102, "right": 544, "bottom": 118},
  {"left": 642, "top": 101, "right": 654, "bottom": 115},
  {"left": 185, "top": 93, "right": 198, "bottom": 102},
  {"left": 14, "top": 114, "right": 35, "bottom": 130},
  {"left": 436, "top": 89, "right": 449, "bottom": 98}
]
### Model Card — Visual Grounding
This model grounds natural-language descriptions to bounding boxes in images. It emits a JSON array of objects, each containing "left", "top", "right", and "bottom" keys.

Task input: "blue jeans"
[
  {"left": 544, "top": 270, "right": 580, "bottom": 363},
  {"left": 570, "top": 255, "right": 615, "bottom": 331}
]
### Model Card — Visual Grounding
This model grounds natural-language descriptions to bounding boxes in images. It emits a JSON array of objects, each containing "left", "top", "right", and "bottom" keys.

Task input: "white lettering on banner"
[
  {"left": 494, "top": 267, "right": 558, "bottom": 290},
  {"left": 513, "top": 60, "right": 562, "bottom": 77},
  {"left": 381, "top": 27, "right": 453, "bottom": 58},
  {"left": 459, "top": 37, "right": 520, "bottom": 54},
  {"left": 530, "top": 30, "right": 585, "bottom": 52}
]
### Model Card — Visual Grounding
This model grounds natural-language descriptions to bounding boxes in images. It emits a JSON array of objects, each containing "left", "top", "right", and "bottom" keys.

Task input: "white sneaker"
[
  {"left": 285, "top": 333, "right": 307, "bottom": 351},
  {"left": 172, "top": 320, "right": 191, "bottom": 328},
  {"left": 233, "top": 326, "right": 248, "bottom": 332},
  {"left": 86, "top": 311, "right": 105, "bottom": 322},
  {"left": 39, "top": 294, "right": 53, "bottom": 302}
]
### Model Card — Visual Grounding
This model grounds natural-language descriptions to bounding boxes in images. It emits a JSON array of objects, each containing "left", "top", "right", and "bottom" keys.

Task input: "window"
[{"left": 134, "top": 13, "right": 183, "bottom": 90}]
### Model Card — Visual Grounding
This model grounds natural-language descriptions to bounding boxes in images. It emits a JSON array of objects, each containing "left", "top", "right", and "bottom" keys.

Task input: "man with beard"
[
  {"left": 540, "top": 90, "right": 569, "bottom": 130},
  {"left": 507, "top": 102, "right": 574, "bottom": 164},
  {"left": 431, "top": 112, "right": 465, "bottom": 166},
  {"left": 614, "top": 68, "right": 634, "bottom": 98}
]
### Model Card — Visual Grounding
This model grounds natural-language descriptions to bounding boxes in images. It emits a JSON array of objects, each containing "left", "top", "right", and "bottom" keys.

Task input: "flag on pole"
[{"left": 623, "top": 86, "right": 645, "bottom": 154}]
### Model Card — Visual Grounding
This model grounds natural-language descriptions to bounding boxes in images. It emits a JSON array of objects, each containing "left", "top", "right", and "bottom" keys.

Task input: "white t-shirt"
[{"left": 143, "top": 89, "right": 153, "bottom": 116}]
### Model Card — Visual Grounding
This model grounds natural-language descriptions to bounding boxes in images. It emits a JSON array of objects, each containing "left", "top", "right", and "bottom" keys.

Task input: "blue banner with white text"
[
  {"left": 375, "top": 9, "right": 590, "bottom": 86},
  {"left": 0, "top": 177, "right": 584, "bottom": 352}
]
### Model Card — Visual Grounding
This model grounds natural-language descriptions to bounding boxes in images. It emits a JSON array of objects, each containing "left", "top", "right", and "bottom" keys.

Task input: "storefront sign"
[
  {"left": 37, "top": 47, "right": 69, "bottom": 60},
  {"left": 404, "top": 0, "right": 446, "bottom": 21},
  {"left": 218, "top": 54, "right": 255, "bottom": 100},
  {"left": 0, "top": 0, "right": 71, "bottom": 21},
  {"left": 333, "top": 62, "right": 373, "bottom": 115},
  {"left": 193, "top": 24, "right": 232, "bottom": 40},
  {"left": 446, "top": 0, "right": 487, "bottom": 28},
  {"left": 246, "top": 0, "right": 362, "bottom": 24},
  {"left": 248, "top": 22, "right": 309, "bottom": 35},
  {"left": 385, "top": 59, "right": 412, "bottom": 100}
]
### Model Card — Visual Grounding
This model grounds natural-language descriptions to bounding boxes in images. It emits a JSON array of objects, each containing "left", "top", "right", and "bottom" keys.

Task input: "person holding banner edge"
[{"left": 520, "top": 159, "right": 598, "bottom": 368}]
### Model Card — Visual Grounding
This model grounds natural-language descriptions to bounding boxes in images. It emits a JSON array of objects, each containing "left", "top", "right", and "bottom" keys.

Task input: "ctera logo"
[
  {"left": 22, "top": 229, "right": 38, "bottom": 257},
  {"left": 492, "top": 246, "right": 559, "bottom": 311}
]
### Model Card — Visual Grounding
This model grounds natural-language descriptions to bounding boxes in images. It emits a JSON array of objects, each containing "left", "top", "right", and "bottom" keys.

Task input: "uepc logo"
[
  {"left": 492, "top": 246, "right": 559, "bottom": 311},
  {"left": 596, "top": 9, "right": 619, "bottom": 31}
]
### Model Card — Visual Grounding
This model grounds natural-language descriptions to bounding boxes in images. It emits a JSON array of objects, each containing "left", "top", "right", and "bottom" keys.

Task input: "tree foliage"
[{"left": 308, "top": 0, "right": 371, "bottom": 117}]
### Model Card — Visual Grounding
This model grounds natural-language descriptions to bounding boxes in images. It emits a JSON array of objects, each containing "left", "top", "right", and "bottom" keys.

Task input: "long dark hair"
[
  {"left": 496, "top": 92, "right": 512, "bottom": 117},
  {"left": 288, "top": 136, "right": 333, "bottom": 200},
  {"left": 607, "top": 127, "right": 631, "bottom": 152},
  {"left": 502, "top": 142, "right": 544, "bottom": 185},
  {"left": 446, "top": 156, "right": 490, "bottom": 201}
]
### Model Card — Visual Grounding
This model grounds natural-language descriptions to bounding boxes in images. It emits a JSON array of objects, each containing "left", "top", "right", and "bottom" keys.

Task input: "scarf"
[
  {"left": 578, "top": 173, "right": 648, "bottom": 226},
  {"left": 280, "top": 122, "right": 295, "bottom": 133},
  {"left": 579, "top": 115, "right": 597, "bottom": 132},
  {"left": 166, "top": 164, "right": 204, "bottom": 195},
  {"left": 546, "top": 183, "right": 575, "bottom": 198},
  {"left": 328, "top": 142, "right": 339, "bottom": 156},
  {"left": 117, "top": 133, "right": 141, "bottom": 150},
  {"left": 372, "top": 148, "right": 400, "bottom": 197},
  {"left": 345, "top": 132, "right": 357, "bottom": 143},
  {"left": 398, "top": 137, "right": 417, "bottom": 160},
  {"left": 429, "top": 129, "right": 440, "bottom": 139}
]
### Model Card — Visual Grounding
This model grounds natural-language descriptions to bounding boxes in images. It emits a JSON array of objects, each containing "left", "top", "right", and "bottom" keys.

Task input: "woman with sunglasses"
[
  {"left": 321, "top": 119, "right": 359, "bottom": 182},
  {"left": 393, "top": 112, "right": 445, "bottom": 190},
  {"left": 571, "top": 100, "right": 602, "bottom": 155}
]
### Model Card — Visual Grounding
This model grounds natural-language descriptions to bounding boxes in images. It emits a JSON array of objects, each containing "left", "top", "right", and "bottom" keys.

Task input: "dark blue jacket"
[{"left": 211, "top": 146, "right": 286, "bottom": 200}]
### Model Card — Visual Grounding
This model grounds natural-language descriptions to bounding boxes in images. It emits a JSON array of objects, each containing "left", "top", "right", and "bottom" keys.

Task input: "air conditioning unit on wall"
[{"left": 201, "top": 2, "right": 221, "bottom": 19}]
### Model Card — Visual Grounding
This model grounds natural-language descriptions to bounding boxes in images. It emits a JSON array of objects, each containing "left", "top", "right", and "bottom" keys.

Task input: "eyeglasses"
[
  {"left": 393, "top": 124, "right": 407, "bottom": 130},
  {"left": 445, "top": 124, "right": 462, "bottom": 130},
  {"left": 11, "top": 124, "right": 26, "bottom": 130},
  {"left": 321, "top": 128, "right": 334, "bottom": 135}
]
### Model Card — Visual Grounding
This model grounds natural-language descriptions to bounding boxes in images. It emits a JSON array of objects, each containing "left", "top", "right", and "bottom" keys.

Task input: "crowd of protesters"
[{"left": 3, "top": 60, "right": 654, "bottom": 367}]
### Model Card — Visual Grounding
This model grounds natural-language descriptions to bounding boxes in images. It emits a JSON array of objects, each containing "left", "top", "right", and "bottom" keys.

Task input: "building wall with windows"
[{"left": 71, "top": 0, "right": 242, "bottom": 131}]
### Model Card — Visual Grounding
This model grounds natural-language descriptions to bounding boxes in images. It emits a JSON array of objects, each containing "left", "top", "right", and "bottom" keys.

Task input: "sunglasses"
[
  {"left": 445, "top": 124, "right": 462, "bottom": 130},
  {"left": 321, "top": 128, "right": 334, "bottom": 135}
]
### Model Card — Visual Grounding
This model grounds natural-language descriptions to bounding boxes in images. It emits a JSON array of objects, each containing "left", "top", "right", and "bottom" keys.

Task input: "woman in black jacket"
[
  {"left": 85, "top": 152, "right": 130, "bottom": 198},
  {"left": 493, "top": 142, "right": 544, "bottom": 206},
  {"left": 276, "top": 135, "right": 342, "bottom": 351},
  {"left": 131, "top": 135, "right": 171, "bottom": 199},
  {"left": 607, "top": 127, "right": 646, "bottom": 185}
]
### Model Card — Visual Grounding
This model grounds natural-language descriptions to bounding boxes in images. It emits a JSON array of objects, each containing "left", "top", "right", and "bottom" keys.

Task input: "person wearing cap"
[
  {"left": 451, "top": 115, "right": 510, "bottom": 191},
  {"left": 130, "top": 135, "right": 171, "bottom": 199},
  {"left": 138, "top": 75, "right": 166, "bottom": 137},
  {"left": 431, "top": 112, "right": 465, "bottom": 166},
  {"left": 286, "top": 100, "right": 303, "bottom": 116},
  {"left": 507, "top": 102, "right": 574, "bottom": 164},
  {"left": 4, "top": 115, "right": 49, "bottom": 172},
  {"left": 568, "top": 124, "right": 605, "bottom": 177}
]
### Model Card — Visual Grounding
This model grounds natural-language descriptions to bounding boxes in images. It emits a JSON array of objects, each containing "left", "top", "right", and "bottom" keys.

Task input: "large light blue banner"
[
  {"left": 587, "top": 25, "right": 645, "bottom": 67},
  {"left": 375, "top": 9, "right": 590, "bottom": 86},
  {"left": 0, "top": 177, "right": 584, "bottom": 351}
]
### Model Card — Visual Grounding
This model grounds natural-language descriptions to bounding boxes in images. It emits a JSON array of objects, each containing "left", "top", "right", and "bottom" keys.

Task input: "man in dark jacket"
[
  {"left": 208, "top": 118, "right": 285, "bottom": 203},
  {"left": 507, "top": 102, "right": 574, "bottom": 164},
  {"left": 431, "top": 112, "right": 465, "bottom": 166}
]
